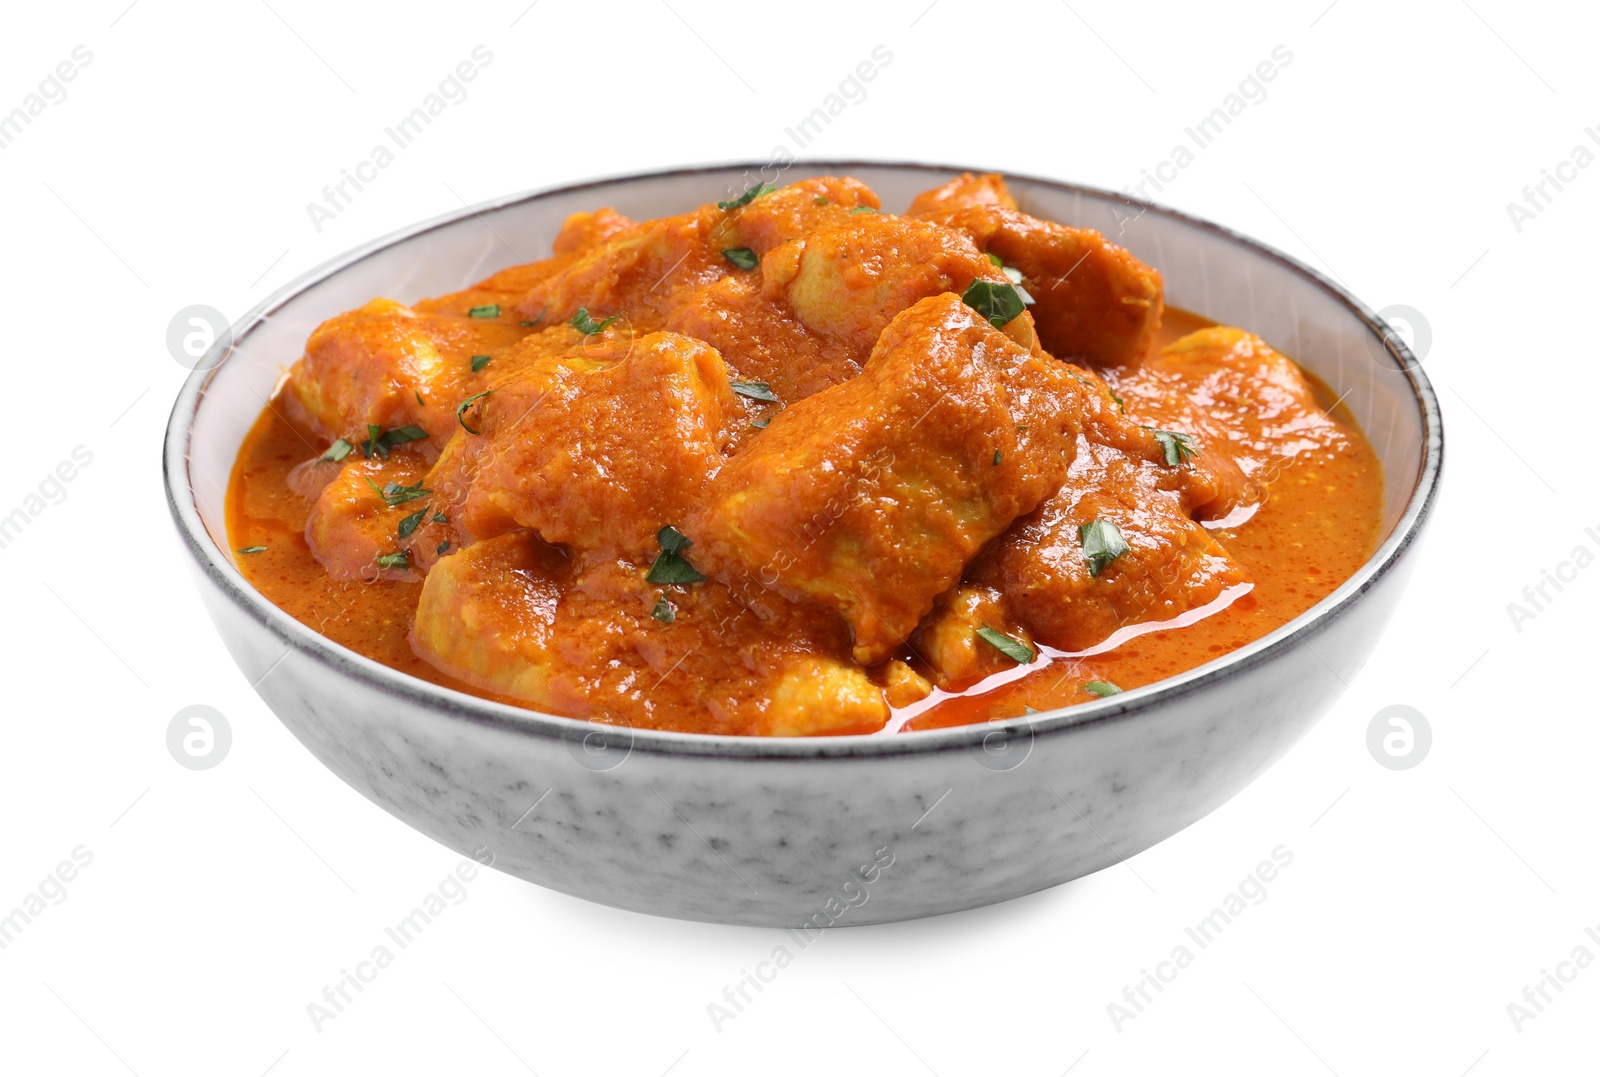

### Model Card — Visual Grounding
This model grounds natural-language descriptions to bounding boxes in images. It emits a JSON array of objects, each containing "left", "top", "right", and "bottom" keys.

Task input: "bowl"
[{"left": 163, "top": 161, "right": 1442, "bottom": 927}]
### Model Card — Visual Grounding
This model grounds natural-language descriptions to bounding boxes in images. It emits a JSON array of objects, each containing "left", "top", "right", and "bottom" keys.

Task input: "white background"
[{"left": 1, "top": 1, "right": 1596, "bottom": 1074}]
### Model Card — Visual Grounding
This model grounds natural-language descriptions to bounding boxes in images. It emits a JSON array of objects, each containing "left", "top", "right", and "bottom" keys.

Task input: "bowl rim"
[{"left": 163, "top": 158, "right": 1443, "bottom": 761}]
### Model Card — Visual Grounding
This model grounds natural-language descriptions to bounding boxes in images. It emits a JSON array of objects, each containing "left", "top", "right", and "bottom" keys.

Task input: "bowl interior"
[{"left": 177, "top": 162, "right": 1436, "bottom": 717}]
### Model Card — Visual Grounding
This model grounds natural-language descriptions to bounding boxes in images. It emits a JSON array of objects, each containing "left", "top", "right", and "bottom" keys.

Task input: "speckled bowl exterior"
[{"left": 164, "top": 162, "right": 1442, "bottom": 927}]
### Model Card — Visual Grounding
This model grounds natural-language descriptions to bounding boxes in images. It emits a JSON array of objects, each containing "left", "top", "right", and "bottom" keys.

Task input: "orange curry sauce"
[{"left": 226, "top": 174, "right": 1382, "bottom": 736}]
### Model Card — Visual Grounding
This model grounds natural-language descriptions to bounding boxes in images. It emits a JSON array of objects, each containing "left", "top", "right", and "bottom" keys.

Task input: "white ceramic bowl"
[{"left": 164, "top": 162, "right": 1442, "bottom": 926}]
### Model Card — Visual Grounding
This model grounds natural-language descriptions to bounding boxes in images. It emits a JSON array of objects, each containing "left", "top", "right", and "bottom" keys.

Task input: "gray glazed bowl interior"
[{"left": 165, "top": 162, "right": 1441, "bottom": 926}]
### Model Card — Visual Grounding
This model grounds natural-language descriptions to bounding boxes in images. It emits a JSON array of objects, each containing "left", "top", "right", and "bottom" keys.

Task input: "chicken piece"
[
  {"left": 665, "top": 273, "right": 861, "bottom": 407},
  {"left": 720, "top": 175, "right": 881, "bottom": 256},
  {"left": 910, "top": 585, "right": 1035, "bottom": 688},
  {"left": 283, "top": 299, "right": 527, "bottom": 443},
  {"left": 690, "top": 293, "right": 1087, "bottom": 665},
  {"left": 551, "top": 207, "right": 636, "bottom": 255},
  {"left": 760, "top": 214, "right": 999, "bottom": 367},
  {"left": 977, "top": 436, "right": 1253, "bottom": 653},
  {"left": 413, "top": 536, "right": 887, "bottom": 735},
  {"left": 409, "top": 210, "right": 636, "bottom": 324},
  {"left": 906, "top": 172, "right": 1018, "bottom": 215},
  {"left": 411, "top": 532, "right": 569, "bottom": 704},
  {"left": 526, "top": 201, "right": 732, "bottom": 331},
  {"left": 1118, "top": 327, "right": 1353, "bottom": 484},
  {"left": 920, "top": 205, "right": 1162, "bottom": 369},
  {"left": 426, "top": 329, "right": 738, "bottom": 561},
  {"left": 1073, "top": 363, "right": 1260, "bottom": 522},
  {"left": 304, "top": 451, "right": 433, "bottom": 582}
]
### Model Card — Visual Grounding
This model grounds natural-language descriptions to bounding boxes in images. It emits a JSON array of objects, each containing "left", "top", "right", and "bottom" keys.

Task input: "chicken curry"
[{"left": 227, "top": 173, "right": 1383, "bottom": 736}]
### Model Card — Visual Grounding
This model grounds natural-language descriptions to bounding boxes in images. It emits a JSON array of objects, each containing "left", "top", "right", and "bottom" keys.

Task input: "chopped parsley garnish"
[
  {"left": 436, "top": 540, "right": 450, "bottom": 556},
  {"left": 961, "top": 279, "right": 1026, "bottom": 328},
  {"left": 375, "top": 551, "right": 410, "bottom": 570},
  {"left": 1144, "top": 427, "right": 1198, "bottom": 466},
  {"left": 717, "top": 182, "right": 773, "bottom": 210},
  {"left": 986, "top": 252, "right": 1004, "bottom": 267},
  {"left": 729, "top": 380, "right": 778, "bottom": 402},
  {"left": 467, "top": 304, "right": 500, "bottom": 318},
  {"left": 993, "top": 449, "right": 1002, "bottom": 466},
  {"left": 750, "top": 416, "right": 772, "bottom": 429},
  {"left": 722, "top": 247, "right": 759, "bottom": 270},
  {"left": 848, "top": 205, "right": 878, "bottom": 215},
  {"left": 569, "top": 307, "right": 620, "bottom": 335},
  {"left": 362, "top": 424, "right": 429, "bottom": 460},
  {"left": 1085, "top": 680, "right": 1123, "bottom": 697},
  {"left": 431, "top": 510, "right": 448, "bottom": 524},
  {"left": 457, "top": 391, "right": 492, "bottom": 435},
  {"left": 236, "top": 545, "right": 267, "bottom": 554},
  {"left": 814, "top": 195, "right": 829, "bottom": 205},
  {"left": 1079, "top": 519, "right": 1128, "bottom": 577},
  {"left": 471, "top": 354, "right": 492, "bottom": 372},
  {"left": 415, "top": 390, "right": 426, "bottom": 406},
  {"left": 398, "top": 508, "right": 428, "bottom": 540},
  {"left": 977, "top": 626, "right": 1034, "bottom": 665},
  {"left": 646, "top": 525, "right": 707, "bottom": 585},
  {"left": 320, "top": 438, "right": 354, "bottom": 463},
  {"left": 651, "top": 595, "right": 675, "bottom": 623},
  {"left": 1109, "top": 388, "right": 1126, "bottom": 414},
  {"left": 363, "top": 476, "right": 432, "bottom": 507},
  {"left": 520, "top": 307, "right": 546, "bottom": 327}
]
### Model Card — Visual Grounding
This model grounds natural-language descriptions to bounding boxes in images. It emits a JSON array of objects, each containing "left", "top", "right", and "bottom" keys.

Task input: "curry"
[{"left": 226, "top": 173, "right": 1383, "bottom": 736}]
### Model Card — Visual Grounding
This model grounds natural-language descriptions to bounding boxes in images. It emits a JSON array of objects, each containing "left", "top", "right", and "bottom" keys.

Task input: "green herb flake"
[
  {"left": 362, "top": 424, "right": 429, "bottom": 460},
  {"left": 729, "top": 380, "right": 779, "bottom": 403},
  {"left": 398, "top": 508, "right": 428, "bottom": 541},
  {"left": 750, "top": 416, "right": 772, "bottom": 430},
  {"left": 646, "top": 525, "right": 707, "bottom": 585},
  {"left": 1085, "top": 680, "right": 1123, "bottom": 697},
  {"left": 1144, "top": 427, "right": 1198, "bottom": 467},
  {"left": 457, "top": 390, "right": 492, "bottom": 435},
  {"left": 977, "top": 626, "right": 1035, "bottom": 665},
  {"left": 236, "top": 545, "right": 267, "bottom": 554},
  {"left": 467, "top": 304, "right": 500, "bottom": 319},
  {"left": 961, "top": 279, "right": 1026, "bottom": 329},
  {"left": 651, "top": 595, "right": 675, "bottom": 623},
  {"left": 814, "top": 195, "right": 829, "bottom": 205},
  {"left": 519, "top": 307, "right": 547, "bottom": 327},
  {"left": 993, "top": 449, "right": 1002, "bottom": 466},
  {"left": 657, "top": 525, "right": 691, "bottom": 554},
  {"left": 415, "top": 390, "right": 426, "bottom": 406},
  {"left": 436, "top": 540, "right": 451, "bottom": 556},
  {"left": 986, "top": 252, "right": 1004, "bottom": 267},
  {"left": 375, "top": 551, "right": 410, "bottom": 570},
  {"left": 717, "top": 182, "right": 773, "bottom": 210},
  {"left": 1109, "top": 388, "right": 1126, "bottom": 414},
  {"left": 569, "top": 307, "right": 621, "bottom": 335},
  {"left": 848, "top": 205, "right": 878, "bottom": 215},
  {"left": 320, "top": 438, "right": 354, "bottom": 463},
  {"left": 431, "top": 510, "right": 448, "bottom": 524},
  {"left": 363, "top": 476, "right": 432, "bottom": 507},
  {"left": 722, "top": 247, "right": 759, "bottom": 270},
  {"left": 471, "top": 354, "right": 492, "bottom": 372},
  {"left": 1079, "top": 519, "right": 1128, "bottom": 577}
]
